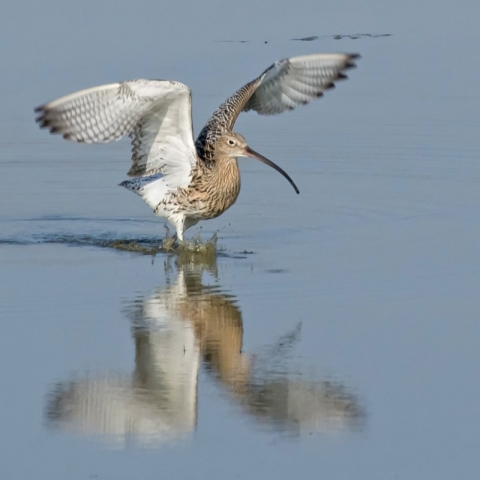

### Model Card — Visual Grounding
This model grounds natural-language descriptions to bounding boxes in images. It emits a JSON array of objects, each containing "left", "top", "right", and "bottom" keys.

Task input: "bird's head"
[
  {"left": 215, "top": 132, "right": 249, "bottom": 157},
  {"left": 215, "top": 132, "right": 299, "bottom": 194}
]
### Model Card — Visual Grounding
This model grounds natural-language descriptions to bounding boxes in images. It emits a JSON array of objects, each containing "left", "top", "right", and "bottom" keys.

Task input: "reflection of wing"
[
  {"left": 242, "top": 377, "right": 365, "bottom": 433},
  {"left": 196, "top": 53, "right": 359, "bottom": 161},
  {"left": 35, "top": 80, "right": 198, "bottom": 181},
  {"left": 45, "top": 270, "right": 201, "bottom": 447},
  {"left": 206, "top": 321, "right": 365, "bottom": 434},
  {"left": 45, "top": 295, "right": 200, "bottom": 447},
  {"left": 46, "top": 373, "right": 195, "bottom": 447}
]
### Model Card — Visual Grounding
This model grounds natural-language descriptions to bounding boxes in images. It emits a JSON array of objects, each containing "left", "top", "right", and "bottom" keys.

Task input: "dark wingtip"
[
  {"left": 337, "top": 72, "right": 349, "bottom": 80},
  {"left": 345, "top": 54, "right": 360, "bottom": 70},
  {"left": 35, "top": 111, "right": 46, "bottom": 123},
  {"left": 34, "top": 105, "right": 48, "bottom": 129}
]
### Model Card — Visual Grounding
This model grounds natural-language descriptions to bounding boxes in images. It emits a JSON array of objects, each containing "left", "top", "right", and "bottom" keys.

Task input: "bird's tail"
[{"left": 119, "top": 174, "right": 166, "bottom": 210}]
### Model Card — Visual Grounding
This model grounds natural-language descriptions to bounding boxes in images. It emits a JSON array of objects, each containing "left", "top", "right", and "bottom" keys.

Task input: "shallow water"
[{"left": 2, "top": 1, "right": 480, "bottom": 478}]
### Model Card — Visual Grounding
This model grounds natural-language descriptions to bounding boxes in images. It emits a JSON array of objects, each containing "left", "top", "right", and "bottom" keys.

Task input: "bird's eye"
[{"left": 228, "top": 139, "right": 235, "bottom": 146}]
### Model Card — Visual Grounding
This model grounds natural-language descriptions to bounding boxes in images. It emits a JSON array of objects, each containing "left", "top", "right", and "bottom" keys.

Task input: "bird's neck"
[
  {"left": 211, "top": 156, "right": 241, "bottom": 195},
  {"left": 197, "top": 156, "right": 241, "bottom": 214}
]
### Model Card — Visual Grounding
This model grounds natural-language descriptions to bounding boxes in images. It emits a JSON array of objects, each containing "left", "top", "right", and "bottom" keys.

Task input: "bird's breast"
[{"left": 188, "top": 161, "right": 241, "bottom": 219}]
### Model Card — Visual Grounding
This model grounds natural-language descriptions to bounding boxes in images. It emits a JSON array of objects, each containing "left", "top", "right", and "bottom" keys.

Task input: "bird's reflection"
[{"left": 46, "top": 252, "right": 364, "bottom": 447}]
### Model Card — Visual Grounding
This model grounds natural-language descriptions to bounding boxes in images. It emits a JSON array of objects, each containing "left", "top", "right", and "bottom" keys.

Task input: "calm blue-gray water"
[{"left": 1, "top": 1, "right": 480, "bottom": 478}]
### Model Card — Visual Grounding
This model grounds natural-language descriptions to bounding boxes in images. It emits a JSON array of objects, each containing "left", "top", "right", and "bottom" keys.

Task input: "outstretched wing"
[
  {"left": 35, "top": 80, "right": 198, "bottom": 182},
  {"left": 196, "top": 53, "right": 359, "bottom": 162}
]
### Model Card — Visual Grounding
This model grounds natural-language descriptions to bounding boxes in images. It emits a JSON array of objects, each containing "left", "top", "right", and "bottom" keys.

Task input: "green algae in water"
[{"left": 110, "top": 231, "right": 219, "bottom": 257}]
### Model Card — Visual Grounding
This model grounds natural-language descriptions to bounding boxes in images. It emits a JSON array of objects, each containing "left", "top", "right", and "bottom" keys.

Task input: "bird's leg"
[
  {"left": 174, "top": 216, "right": 186, "bottom": 243},
  {"left": 163, "top": 224, "right": 171, "bottom": 238},
  {"left": 176, "top": 228, "right": 184, "bottom": 243}
]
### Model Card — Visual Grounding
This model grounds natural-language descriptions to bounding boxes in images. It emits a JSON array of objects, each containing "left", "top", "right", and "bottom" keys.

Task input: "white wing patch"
[
  {"left": 244, "top": 53, "right": 359, "bottom": 115},
  {"left": 35, "top": 80, "right": 198, "bottom": 183}
]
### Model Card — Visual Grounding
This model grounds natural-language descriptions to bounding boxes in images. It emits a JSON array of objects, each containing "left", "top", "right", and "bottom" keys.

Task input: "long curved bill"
[{"left": 244, "top": 146, "right": 300, "bottom": 194}]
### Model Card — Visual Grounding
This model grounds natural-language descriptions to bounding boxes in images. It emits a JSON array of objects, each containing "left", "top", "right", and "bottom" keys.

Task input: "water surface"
[{"left": 1, "top": 1, "right": 480, "bottom": 478}]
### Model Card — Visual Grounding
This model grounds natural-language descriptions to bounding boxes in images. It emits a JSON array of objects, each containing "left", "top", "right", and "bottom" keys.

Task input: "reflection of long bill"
[{"left": 244, "top": 146, "right": 300, "bottom": 194}]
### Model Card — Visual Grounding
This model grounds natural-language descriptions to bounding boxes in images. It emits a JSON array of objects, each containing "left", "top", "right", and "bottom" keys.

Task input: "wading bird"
[{"left": 35, "top": 53, "right": 359, "bottom": 241}]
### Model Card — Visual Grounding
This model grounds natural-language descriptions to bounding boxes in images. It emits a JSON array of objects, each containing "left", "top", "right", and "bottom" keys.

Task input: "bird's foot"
[{"left": 161, "top": 226, "right": 179, "bottom": 251}]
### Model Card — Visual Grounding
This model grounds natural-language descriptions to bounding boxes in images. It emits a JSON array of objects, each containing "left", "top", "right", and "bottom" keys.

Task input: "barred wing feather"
[
  {"left": 35, "top": 80, "right": 198, "bottom": 183},
  {"left": 244, "top": 53, "right": 359, "bottom": 115},
  {"left": 196, "top": 53, "right": 359, "bottom": 161}
]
